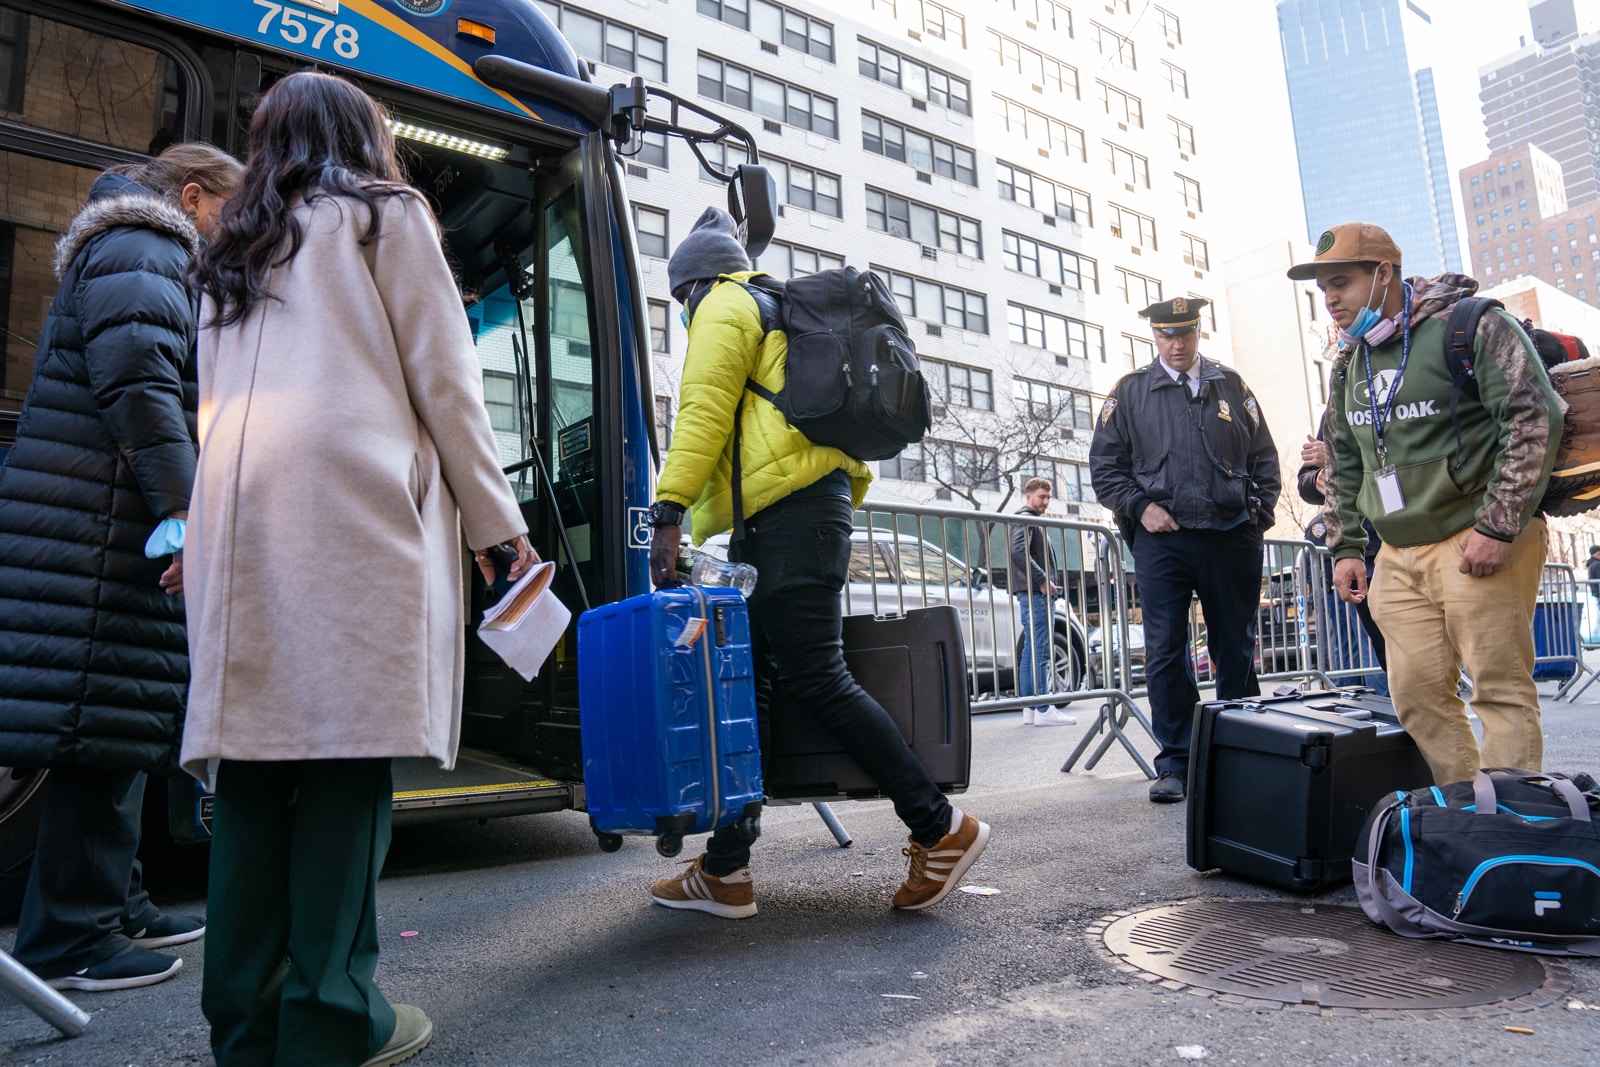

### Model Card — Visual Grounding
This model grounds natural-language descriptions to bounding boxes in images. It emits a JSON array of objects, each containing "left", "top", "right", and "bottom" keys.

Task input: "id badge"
[{"left": 1375, "top": 465, "right": 1406, "bottom": 515}]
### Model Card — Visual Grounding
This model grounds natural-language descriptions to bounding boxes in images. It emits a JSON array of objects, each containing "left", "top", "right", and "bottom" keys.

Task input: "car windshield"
[{"left": 891, "top": 541, "right": 964, "bottom": 587}]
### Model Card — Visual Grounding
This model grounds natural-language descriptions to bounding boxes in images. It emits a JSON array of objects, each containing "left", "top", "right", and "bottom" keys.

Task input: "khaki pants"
[{"left": 1369, "top": 519, "right": 1547, "bottom": 785}]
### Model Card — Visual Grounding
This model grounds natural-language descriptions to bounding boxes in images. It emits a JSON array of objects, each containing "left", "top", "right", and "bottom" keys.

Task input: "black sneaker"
[
  {"left": 126, "top": 913, "right": 205, "bottom": 948},
  {"left": 45, "top": 946, "right": 182, "bottom": 992},
  {"left": 1148, "top": 771, "right": 1186, "bottom": 803}
]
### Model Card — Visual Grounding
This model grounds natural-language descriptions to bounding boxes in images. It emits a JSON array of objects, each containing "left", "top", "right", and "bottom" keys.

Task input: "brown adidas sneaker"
[
  {"left": 650, "top": 855, "right": 757, "bottom": 919},
  {"left": 892, "top": 810, "right": 991, "bottom": 910}
]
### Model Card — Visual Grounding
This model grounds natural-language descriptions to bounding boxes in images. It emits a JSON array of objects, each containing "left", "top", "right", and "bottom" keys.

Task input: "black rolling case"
[
  {"left": 763, "top": 605, "right": 970, "bottom": 801},
  {"left": 1186, "top": 689, "right": 1433, "bottom": 890}
]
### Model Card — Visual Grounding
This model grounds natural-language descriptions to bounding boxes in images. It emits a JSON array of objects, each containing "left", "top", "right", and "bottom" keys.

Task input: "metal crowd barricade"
[
  {"left": 1535, "top": 562, "right": 1586, "bottom": 698},
  {"left": 1563, "top": 575, "right": 1600, "bottom": 701},
  {"left": 849, "top": 500, "right": 1157, "bottom": 778},
  {"left": 1298, "top": 543, "right": 1386, "bottom": 689}
]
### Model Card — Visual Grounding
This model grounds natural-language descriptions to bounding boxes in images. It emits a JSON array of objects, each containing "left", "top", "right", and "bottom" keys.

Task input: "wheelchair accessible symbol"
[{"left": 629, "top": 507, "right": 653, "bottom": 548}]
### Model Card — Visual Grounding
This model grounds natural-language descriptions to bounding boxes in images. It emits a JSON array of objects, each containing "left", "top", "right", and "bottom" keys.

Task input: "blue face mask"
[
  {"left": 680, "top": 308, "right": 689, "bottom": 328},
  {"left": 1346, "top": 305, "right": 1382, "bottom": 340}
]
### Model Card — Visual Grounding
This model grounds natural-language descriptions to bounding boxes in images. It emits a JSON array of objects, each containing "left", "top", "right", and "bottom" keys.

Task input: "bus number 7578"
[{"left": 253, "top": 0, "right": 360, "bottom": 58}]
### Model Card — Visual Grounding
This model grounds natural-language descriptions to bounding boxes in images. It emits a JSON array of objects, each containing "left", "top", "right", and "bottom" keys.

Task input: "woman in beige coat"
[{"left": 186, "top": 72, "right": 535, "bottom": 1067}]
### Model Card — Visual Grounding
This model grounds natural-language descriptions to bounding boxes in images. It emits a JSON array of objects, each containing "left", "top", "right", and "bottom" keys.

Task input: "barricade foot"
[
  {"left": 812, "top": 802, "right": 852, "bottom": 848},
  {"left": 0, "top": 949, "right": 90, "bottom": 1037}
]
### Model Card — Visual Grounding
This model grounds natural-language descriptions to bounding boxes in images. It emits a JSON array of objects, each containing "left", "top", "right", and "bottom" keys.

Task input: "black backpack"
[
  {"left": 1441, "top": 296, "right": 1600, "bottom": 515},
  {"left": 740, "top": 267, "right": 931, "bottom": 462}
]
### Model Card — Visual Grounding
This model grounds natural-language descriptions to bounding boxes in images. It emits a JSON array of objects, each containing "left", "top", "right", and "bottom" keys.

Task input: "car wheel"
[
  {"left": 0, "top": 766, "right": 45, "bottom": 923},
  {"left": 1052, "top": 628, "right": 1086, "bottom": 694}
]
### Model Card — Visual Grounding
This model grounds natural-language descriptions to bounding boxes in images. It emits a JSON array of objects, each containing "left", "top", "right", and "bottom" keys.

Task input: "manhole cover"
[{"left": 1093, "top": 901, "right": 1571, "bottom": 1016}]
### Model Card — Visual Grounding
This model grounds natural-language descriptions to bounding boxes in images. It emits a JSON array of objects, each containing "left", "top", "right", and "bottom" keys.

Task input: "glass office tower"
[{"left": 1278, "top": 0, "right": 1462, "bottom": 276}]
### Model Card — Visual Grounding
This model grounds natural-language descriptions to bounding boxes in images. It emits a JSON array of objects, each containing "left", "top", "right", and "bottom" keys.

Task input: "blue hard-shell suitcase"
[{"left": 577, "top": 586, "right": 764, "bottom": 857}]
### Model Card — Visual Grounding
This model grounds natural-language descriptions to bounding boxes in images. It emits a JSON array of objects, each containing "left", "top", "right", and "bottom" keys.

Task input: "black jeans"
[
  {"left": 14, "top": 766, "right": 159, "bottom": 974},
  {"left": 702, "top": 490, "right": 953, "bottom": 875},
  {"left": 1132, "top": 525, "right": 1264, "bottom": 778}
]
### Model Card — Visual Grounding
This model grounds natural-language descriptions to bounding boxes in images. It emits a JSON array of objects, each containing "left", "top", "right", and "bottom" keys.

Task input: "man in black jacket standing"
[
  {"left": 1089, "top": 299, "right": 1280, "bottom": 801},
  {"left": 1009, "top": 478, "right": 1075, "bottom": 726}
]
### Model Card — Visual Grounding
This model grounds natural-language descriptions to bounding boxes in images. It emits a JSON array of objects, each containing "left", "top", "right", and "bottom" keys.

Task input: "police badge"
[{"left": 1099, "top": 397, "right": 1117, "bottom": 427}]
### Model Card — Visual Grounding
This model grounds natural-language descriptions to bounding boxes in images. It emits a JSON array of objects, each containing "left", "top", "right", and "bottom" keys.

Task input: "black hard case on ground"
[
  {"left": 763, "top": 605, "right": 971, "bottom": 801},
  {"left": 1186, "top": 690, "right": 1434, "bottom": 890}
]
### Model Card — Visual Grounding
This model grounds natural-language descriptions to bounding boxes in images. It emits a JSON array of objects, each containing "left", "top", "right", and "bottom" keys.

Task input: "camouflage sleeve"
[
  {"left": 1324, "top": 362, "right": 1370, "bottom": 563},
  {"left": 1471, "top": 309, "right": 1565, "bottom": 540}
]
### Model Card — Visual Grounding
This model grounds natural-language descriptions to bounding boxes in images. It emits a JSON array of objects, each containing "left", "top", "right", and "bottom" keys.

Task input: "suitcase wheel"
[
  {"left": 656, "top": 833, "right": 684, "bottom": 858},
  {"left": 595, "top": 832, "right": 623, "bottom": 854}
]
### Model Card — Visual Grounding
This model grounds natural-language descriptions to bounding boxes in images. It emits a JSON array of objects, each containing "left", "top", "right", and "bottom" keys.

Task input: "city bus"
[{"left": 0, "top": 0, "right": 775, "bottom": 913}]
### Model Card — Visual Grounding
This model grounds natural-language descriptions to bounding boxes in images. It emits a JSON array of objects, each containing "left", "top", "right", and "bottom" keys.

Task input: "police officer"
[{"left": 1089, "top": 298, "right": 1281, "bottom": 802}]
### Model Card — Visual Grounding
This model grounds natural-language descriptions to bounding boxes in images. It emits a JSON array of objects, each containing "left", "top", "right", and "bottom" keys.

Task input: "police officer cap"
[{"left": 1139, "top": 297, "right": 1208, "bottom": 337}]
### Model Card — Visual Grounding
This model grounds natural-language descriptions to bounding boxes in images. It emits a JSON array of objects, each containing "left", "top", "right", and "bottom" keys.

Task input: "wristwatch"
[{"left": 645, "top": 501, "right": 685, "bottom": 528}]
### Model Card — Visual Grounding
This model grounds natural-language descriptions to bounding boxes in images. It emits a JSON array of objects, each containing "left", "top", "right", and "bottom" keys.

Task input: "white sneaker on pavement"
[{"left": 1032, "top": 708, "right": 1077, "bottom": 726}]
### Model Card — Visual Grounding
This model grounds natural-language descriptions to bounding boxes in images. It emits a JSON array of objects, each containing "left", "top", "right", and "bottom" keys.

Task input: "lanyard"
[{"left": 1360, "top": 283, "right": 1412, "bottom": 467}]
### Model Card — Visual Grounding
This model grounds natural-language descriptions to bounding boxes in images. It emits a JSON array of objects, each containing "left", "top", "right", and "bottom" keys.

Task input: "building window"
[
  {"left": 1115, "top": 267, "right": 1161, "bottom": 307},
  {"left": 867, "top": 188, "right": 983, "bottom": 257},
  {"left": 1014, "top": 377, "right": 1094, "bottom": 429},
  {"left": 1098, "top": 81, "right": 1143, "bottom": 127},
  {"left": 1163, "top": 60, "right": 1188, "bottom": 97},
  {"left": 861, "top": 112, "right": 977, "bottom": 185},
  {"left": 1176, "top": 173, "right": 1202, "bottom": 211},
  {"left": 1121, "top": 333, "right": 1156, "bottom": 368},
  {"left": 483, "top": 370, "right": 520, "bottom": 433},
  {"left": 1005, "top": 0, "right": 1073, "bottom": 34},
  {"left": 697, "top": 54, "right": 838, "bottom": 137},
  {"left": 1002, "top": 231, "right": 1097, "bottom": 291},
  {"left": 988, "top": 30, "right": 1079, "bottom": 99},
  {"left": 655, "top": 395, "right": 674, "bottom": 452},
  {"left": 1108, "top": 203, "right": 1157, "bottom": 248},
  {"left": 633, "top": 205, "right": 668, "bottom": 258},
  {"left": 648, "top": 299, "right": 670, "bottom": 355},
  {"left": 756, "top": 240, "right": 845, "bottom": 278},
  {"left": 924, "top": 358, "right": 994, "bottom": 410},
  {"left": 696, "top": 0, "right": 834, "bottom": 61},
  {"left": 1189, "top": 293, "right": 1216, "bottom": 332},
  {"left": 535, "top": 4, "right": 667, "bottom": 80},
  {"left": 1008, "top": 302, "right": 1105, "bottom": 362},
  {"left": 919, "top": 0, "right": 967, "bottom": 47},
  {"left": 859, "top": 39, "right": 971, "bottom": 114},
  {"left": 1157, "top": 6, "right": 1182, "bottom": 43},
  {"left": 1181, "top": 233, "right": 1210, "bottom": 271},
  {"left": 997, "top": 160, "right": 1093, "bottom": 226},
  {"left": 742, "top": 155, "right": 843, "bottom": 217},
  {"left": 1169, "top": 116, "right": 1195, "bottom": 154},
  {"left": 1092, "top": 22, "right": 1136, "bottom": 69},
  {"left": 629, "top": 130, "right": 668, "bottom": 169},
  {"left": 878, "top": 266, "right": 988, "bottom": 332},
  {"left": 993, "top": 95, "right": 1087, "bottom": 161},
  {"left": 884, "top": 440, "right": 999, "bottom": 492},
  {"left": 1104, "top": 141, "right": 1149, "bottom": 187}
]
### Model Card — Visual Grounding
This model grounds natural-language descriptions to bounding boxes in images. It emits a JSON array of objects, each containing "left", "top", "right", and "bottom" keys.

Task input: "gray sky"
[{"left": 1197, "top": 0, "right": 1539, "bottom": 261}]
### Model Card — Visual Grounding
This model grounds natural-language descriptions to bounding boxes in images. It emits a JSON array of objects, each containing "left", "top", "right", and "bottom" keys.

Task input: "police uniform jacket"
[{"left": 1088, "top": 355, "right": 1281, "bottom": 536}]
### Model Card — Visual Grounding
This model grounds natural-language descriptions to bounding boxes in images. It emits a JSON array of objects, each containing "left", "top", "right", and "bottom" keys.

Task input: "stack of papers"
[{"left": 477, "top": 560, "right": 570, "bottom": 681}]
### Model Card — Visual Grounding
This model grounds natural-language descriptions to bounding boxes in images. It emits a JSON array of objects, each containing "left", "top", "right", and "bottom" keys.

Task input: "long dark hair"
[{"left": 191, "top": 71, "right": 427, "bottom": 327}]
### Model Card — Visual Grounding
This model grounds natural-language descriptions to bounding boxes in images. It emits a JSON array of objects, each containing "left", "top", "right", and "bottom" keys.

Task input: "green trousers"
[{"left": 203, "top": 758, "right": 398, "bottom": 1067}]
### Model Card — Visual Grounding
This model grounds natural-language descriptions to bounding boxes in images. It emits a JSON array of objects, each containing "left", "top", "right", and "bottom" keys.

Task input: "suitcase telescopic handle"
[{"left": 1472, "top": 770, "right": 1592, "bottom": 822}]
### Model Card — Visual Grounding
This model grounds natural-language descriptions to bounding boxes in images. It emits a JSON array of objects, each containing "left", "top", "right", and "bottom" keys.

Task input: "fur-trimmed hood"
[{"left": 53, "top": 171, "right": 199, "bottom": 278}]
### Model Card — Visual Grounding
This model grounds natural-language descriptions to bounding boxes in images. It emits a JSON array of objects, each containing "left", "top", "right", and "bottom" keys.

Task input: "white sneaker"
[
  {"left": 1020, "top": 707, "right": 1036, "bottom": 725},
  {"left": 1033, "top": 708, "right": 1077, "bottom": 726}
]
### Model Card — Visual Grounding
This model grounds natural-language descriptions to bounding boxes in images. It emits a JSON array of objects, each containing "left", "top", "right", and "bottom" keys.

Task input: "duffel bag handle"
[{"left": 1473, "top": 769, "right": 1592, "bottom": 823}]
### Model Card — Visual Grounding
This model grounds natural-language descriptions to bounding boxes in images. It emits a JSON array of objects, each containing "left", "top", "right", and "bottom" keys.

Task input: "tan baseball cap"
[{"left": 1286, "top": 222, "right": 1403, "bottom": 280}]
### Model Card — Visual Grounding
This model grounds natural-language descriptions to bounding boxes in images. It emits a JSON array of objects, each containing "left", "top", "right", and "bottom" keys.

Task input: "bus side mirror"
[{"left": 729, "top": 164, "right": 776, "bottom": 260}]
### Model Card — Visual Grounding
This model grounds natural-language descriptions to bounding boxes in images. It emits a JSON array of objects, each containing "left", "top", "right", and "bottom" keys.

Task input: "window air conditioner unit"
[
  {"left": 626, "top": 164, "right": 648, "bottom": 179},
  {"left": 1038, "top": 148, "right": 1050, "bottom": 158},
  {"left": 1042, "top": 214, "right": 1057, "bottom": 226},
  {"left": 1109, "top": 224, "right": 1122, "bottom": 237},
  {"left": 925, "top": 323, "right": 943, "bottom": 337},
  {"left": 917, "top": 170, "right": 933, "bottom": 183},
  {"left": 761, "top": 41, "right": 779, "bottom": 54},
  {"left": 912, "top": 99, "right": 928, "bottom": 111},
  {"left": 1124, "top": 182, "right": 1136, "bottom": 192},
  {"left": 763, "top": 119, "right": 782, "bottom": 134},
  {"left": 1194, "top": 269, "right": 1204, "bottom": 278},
  {"left": 1049, "top": 284, "right": 1063, "bottom": 295},
  {"left": 1187, "top": 210, "right": 1196, "bottom": 219},
  {"left": 921, "top": 245, "right": 938, "bottom": 260},
  {"left": 1180, "top": 152, "right": 1190, "bottom": 161},
  {"left": 1131, "top": 245, "right": 1142, "bottom": 255},
  {"left": 908, "top": 29, "right": 922, "bottom": 40}
]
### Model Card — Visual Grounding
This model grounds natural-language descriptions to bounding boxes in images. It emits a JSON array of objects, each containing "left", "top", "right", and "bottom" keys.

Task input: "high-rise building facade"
[
  {"left": 1276, "top": 0, "right": 1461, "bottom": 277},
  {"left": 1461, "top": 143, "right": 1600, "bottom": 309},
  {"left": 1480, "top": 0, "right": 1600, "bottom": 208},
  {"left": 569, "top": 0, "right": 1223, "bottom": 513}
]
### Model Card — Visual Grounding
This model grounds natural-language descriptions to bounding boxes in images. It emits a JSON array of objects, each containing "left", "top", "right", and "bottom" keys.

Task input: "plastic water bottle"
[{"left": 677, "top": 548, "right": 758, "bottom": 597}]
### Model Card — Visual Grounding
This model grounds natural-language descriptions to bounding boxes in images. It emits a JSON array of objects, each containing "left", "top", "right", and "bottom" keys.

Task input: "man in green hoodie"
[{"left": 1288, "top": 223, "right": 1564, "bottom": 786}]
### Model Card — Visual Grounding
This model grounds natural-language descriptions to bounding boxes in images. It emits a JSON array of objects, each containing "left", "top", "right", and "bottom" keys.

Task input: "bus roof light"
[
  {"left": 457, "top": 19, "right": 496, "bottom": 45},
  {"left": 387, "top": 120, "right": 509, "bottom": 161}
]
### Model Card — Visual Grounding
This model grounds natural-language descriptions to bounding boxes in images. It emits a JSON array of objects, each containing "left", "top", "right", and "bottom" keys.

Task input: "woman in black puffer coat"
[{"left": 0, "top": 143, "right": 241, "bottom": 992}]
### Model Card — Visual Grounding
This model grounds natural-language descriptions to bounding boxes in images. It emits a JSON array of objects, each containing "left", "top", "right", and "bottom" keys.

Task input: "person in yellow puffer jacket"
[{"left": 644, "top": 207, "right": 990, "bottom": 919}]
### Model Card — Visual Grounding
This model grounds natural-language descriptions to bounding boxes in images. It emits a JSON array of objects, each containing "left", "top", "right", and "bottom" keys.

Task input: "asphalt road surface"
[{"left": 5, "top": 686, "right": 1599, "bottom": 1066}]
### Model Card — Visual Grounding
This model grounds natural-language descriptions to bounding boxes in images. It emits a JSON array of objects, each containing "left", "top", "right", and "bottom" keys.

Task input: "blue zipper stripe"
[
  {"left": 1430, "top": 786, "right": 1446, "bottom": 806},
  {"left": 1400, "top": 805, "right": 1415, "bottom": 892},
  {"left": 1458, "top": 855, "right": 1600, "bottom": 906}
]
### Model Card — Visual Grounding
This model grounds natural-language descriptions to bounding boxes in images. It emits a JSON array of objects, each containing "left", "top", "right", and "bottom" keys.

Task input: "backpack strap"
[{"left": 1441, "top": 296, "right": 1500, "bottom": 472}]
